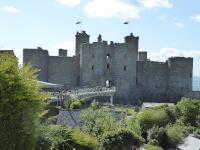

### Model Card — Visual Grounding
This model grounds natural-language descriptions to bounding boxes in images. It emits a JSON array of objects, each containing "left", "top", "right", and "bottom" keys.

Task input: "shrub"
[
  {"left": 138, "top": 108, "right": 170, "bottom": 131},
  {"left": 81, "top": 108, "right": 117, "bottom": 137},
  {"left": 146, "top": 144, "right": 163, "bottom": 150},
  {"left": 40, "top": 104, "right": 60, "bottom": 123},
  {"left": 65, "top": 98, "right": 85, "bottom": 110},
  {"left": 91, "top": 99, "right": 100, "bottom": 109},
  {"left": 70, "top": 100, "right": 82, "bottom": 109},
  {"left": 70, "top": 128, "right": 99, "bottom": 150},
  {"left": 124, "top": 116, "right": 142, "bottom": 137},
  {"left": 165, "top": 124, "right": 189, "bottom": 148},
  {"left": 45, "top": 116, "right": 57, "bottom": 125},
  {"left": 99, "top": 129, "right": 143, "bottom": 150},
  {"left": 164, "top": 105, "right": 178, "bottom": 123},
  {"left": 35, "top": 125, "right": 73, "bottom": 150},
  {"left": 147, "top": 126, "right": 167, "bottom": 147},
  {"left": 147, "top": 124, "right": 189, "bottom": 148},
  {"left": 177, "top": 97, "right": 200, "bottom": 127}
]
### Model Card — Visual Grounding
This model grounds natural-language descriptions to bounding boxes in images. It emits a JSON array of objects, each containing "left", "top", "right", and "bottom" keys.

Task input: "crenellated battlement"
[{"left": 23, "top": 31, "right": 193, "bottom": 103}]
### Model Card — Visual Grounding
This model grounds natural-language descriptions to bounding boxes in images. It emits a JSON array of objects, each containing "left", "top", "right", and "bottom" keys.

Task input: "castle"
[{"left": 23, "top": 31, "right": 193, "bottom": 104}]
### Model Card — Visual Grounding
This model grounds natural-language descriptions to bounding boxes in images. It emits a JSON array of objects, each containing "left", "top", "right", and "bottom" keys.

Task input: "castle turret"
[{"left": 75, "top": 31, "right": 89, "bottom": 55}]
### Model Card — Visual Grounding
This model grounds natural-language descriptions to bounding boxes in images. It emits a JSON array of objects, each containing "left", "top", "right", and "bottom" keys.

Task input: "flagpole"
[
  {"left": 76, "top": 21, "right": 82, "bottom": 32},
  {"left": 123, "top": 21, "right": 130, "bottom": 35}
]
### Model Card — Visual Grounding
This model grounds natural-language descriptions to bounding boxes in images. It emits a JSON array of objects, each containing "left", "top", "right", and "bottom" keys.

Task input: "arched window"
[{"left": 92, "top": 65, "right": 94, "bottom": 71}]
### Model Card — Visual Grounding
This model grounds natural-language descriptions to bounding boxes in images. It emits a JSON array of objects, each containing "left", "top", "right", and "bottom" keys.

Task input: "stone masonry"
[{"left": 23, "top": 31, "right": 193, "bottom": 104}]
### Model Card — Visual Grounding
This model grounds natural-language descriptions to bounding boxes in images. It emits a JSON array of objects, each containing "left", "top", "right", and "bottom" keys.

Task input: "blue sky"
[{"left": 0, "top": 0, "right": 200, "bottom": 76}]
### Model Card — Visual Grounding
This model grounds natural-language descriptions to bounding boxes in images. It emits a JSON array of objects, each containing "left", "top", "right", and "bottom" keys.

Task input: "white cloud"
[
  {"left": 84, "top": 0, "right": 141, "bottom": 19},
  {"left": 83, "top": 0, "right": 173, "bottom": 19},
  {"left": 51, "top": 40, "right": 75, "bottom": 56},
  {"left": 55, "top": 0, "right": 82, "bottom": 7},
  {"left": 148, "top": 48, "right": 200, "bottom": 62},
  {"left": 191, "top": 14, "right": 200, "bottom": 22},
  {"left": 138, "top": 0, "right": 173, "bottom": 9},
  {"left": 2, "top": 6, "right": 20, "bottom": 13},
  {"left": 175, "top": 22, "right": 184, "bottom": 28}
]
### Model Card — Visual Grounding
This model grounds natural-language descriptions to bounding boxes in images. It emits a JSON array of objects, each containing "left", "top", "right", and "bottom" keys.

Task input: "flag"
[
  {"left": 76, "top": 21, "right": 81, "bottom": 25},
  {"left": 123, "top": 21, "right": 129, "bottom": 24}
]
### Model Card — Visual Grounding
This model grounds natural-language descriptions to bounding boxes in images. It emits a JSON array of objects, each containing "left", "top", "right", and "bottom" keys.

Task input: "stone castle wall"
[
  {"left": 23, "top": 48, "right": 49, "bottom": 81},
  {"left": 136, "top": 61, "right": 169, "bottom": 102},
  {"left": 23, "top": 48, "right": 80, "bottom": 88},
  {"left": 23, "top": 31, "right": 193, "bottom": 103}
]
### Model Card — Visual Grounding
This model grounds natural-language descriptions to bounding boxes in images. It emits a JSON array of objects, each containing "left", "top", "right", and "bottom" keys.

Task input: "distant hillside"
[{"left": 193, "top": 76, "right": 200, "bottom": 91}]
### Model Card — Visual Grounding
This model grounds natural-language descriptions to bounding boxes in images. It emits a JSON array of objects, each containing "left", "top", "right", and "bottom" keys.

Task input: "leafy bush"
[
  {"left": 99, "top": 129, "right": 143, "bottom": 150},
  {"left": 138, "top": 108, "right": 170, "bottom": 131},
  {"left": 40, "top": 104, "right": 60, "bottom": 123},
  {"left": 122, "top": 116, "right": 142, "bottom": 137},
  {"left": 45, "top": 116, "right": 57, "bottom": 125},
  {"left": 35, "top": 125, "right": 73, "bottom": 150},
  {"left": 91, "top": 99, "right": 100, "bottom": 109},
  {"left": 147, "top": 124, "right": 189, "bottom": 148},
  {"left": 70, "top": 128, "right": 99, "bottom": 150},
  {"left": 81, "top": 108, "right": 117, "bottom": 137},
  {"left": 65, "top": 98, "right": 85, "bottom": 110},
  {"left": 146, "top": 144, "right": 163, "bottom": 150},
  {"left": 177, "top": 97, "right": 200, "bottom": 127},
  {"left": 148, "top": 126, "right": 167, "bottom": 147},
  {"left": 165, "top": 124, "right": 189, "bottom": 148},
  {"left": 164, "top": 105, "right": 178, "bottom": 123}
]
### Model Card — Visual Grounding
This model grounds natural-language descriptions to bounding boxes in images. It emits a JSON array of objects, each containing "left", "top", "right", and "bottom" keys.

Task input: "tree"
[
  {"left": 99, "top": 129, "right": 143, "bottom": 150},
  {"left": 138, "top": 108, "right": 170, "bottom": 132},
  {"left": 147, "top": 126, "right": 167, "bottom": 147},
  {"left": 81, "top": 108, "right": 117, "bottom": 137},
  {"left": 0, "top": 54, "right": 46, "bottom": 150},
  {"left": 177, "top": 97, "right": 200, "bottom": 127},
  {"left": 36, "top": 125, "right": 72, "bottom": 150}
]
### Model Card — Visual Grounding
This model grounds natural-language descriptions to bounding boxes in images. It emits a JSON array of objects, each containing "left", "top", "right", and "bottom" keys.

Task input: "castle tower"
[
  {"left": 75, "top": 31, "right": 89, "bottom": 55},
  {"left": 124, "top": 33, "right": 139, "bottom": 85},
  {"left": 168, "top": 57, "right": 193, "bottom": 100}
]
